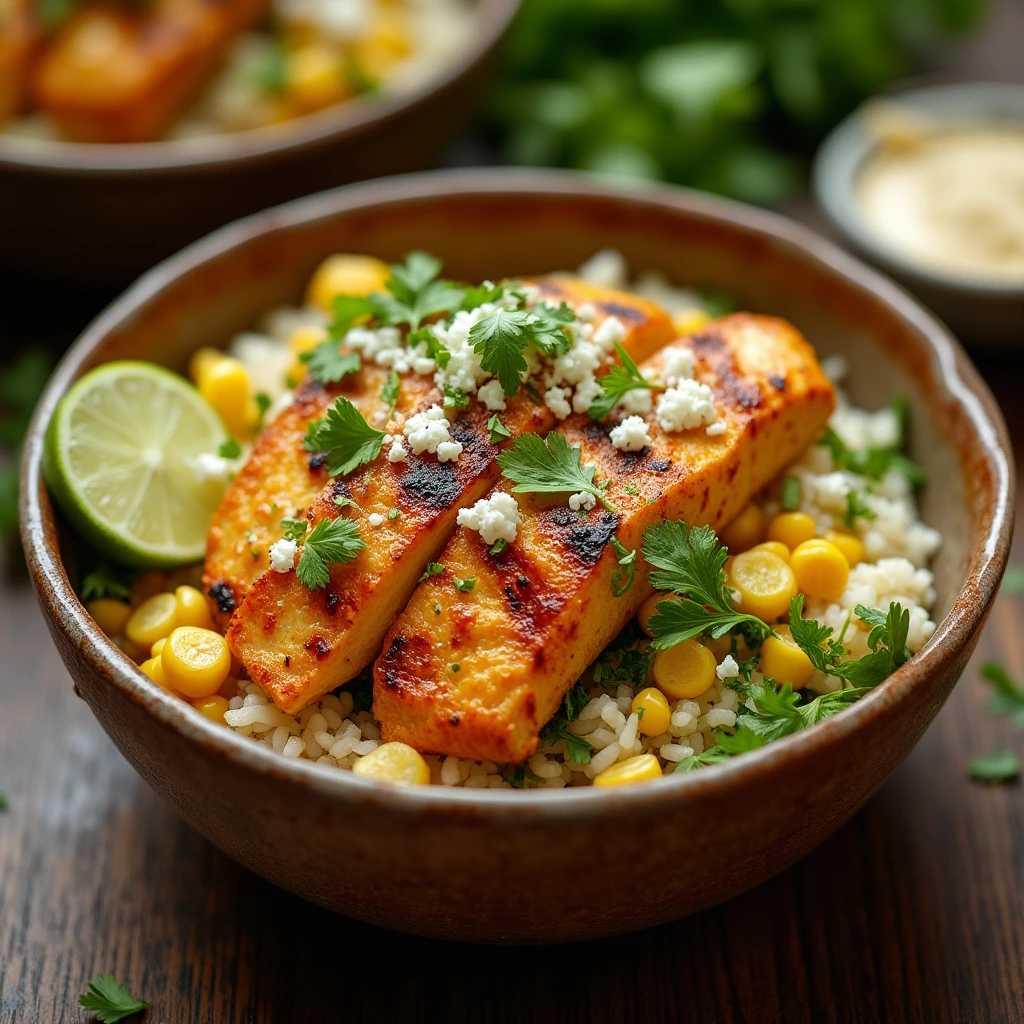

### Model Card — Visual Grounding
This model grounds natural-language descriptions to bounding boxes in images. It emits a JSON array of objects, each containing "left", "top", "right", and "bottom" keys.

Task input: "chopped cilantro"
[
  {"left": 419, "top": 562, "right": 445, "bottom": 583},
  {"left": 487, "top": 414, "right": 513, "bottom": 445},
  {"left": 450, "top": 663, "right": 461, "bottom": 673},
  {"left": 218, "top": 438, "right": 242, "bottom": 459},
  {"left": 370, "top": 252, "right": 466, "bottom": 332},
  {"left": 539, "top": 680, "right": 594, "bottom": 764},
  {"left": 80, "top": 562, "right": 135, "bottom": 603},
  {"left": 841, "top": 489, "right": 876, "bottom": 529},
  {"left": 433, "top": 601, "right": 441, "bottom": 615},
  {"left": 780, "top": 475, "right": 801, "bottom": 512},
  {"left": 279, "top": 517, "right": 308, "bottom": 542},
  {"left": 301, "top": 342, "right": 361, "bottom": 385},
  {"left": 454, "top": 576, "right": 476, "bottom": 592},
  {"left": 295, "top": 517, "right": 365, "bottom": 591},
  {"left": 380, "top": 370, "right": 400, "bottom": 414},
  {"left": 387, "top": 508, "right": 401, "bottom": 520},
  {"left": 609, "top": 536, "right": 636, "bottom": 597},
  {"left": 302, "top": 397, "right": 386, "bottom": 476},
  {"left": 254, "top": 392, "right": 272, "bottom": 429},
  {"left": 623, "top": 484, "right": 640, "bottom": 496},
  {"left": 497, "top": 432, "right": 616, "bottom": 511},
  {"left": 490, "top": 538, "right": 508, "bottom": 557},
  {"left": 588, "top": 342, "right": 663, "bottom": 422},
  {"left": 818, "top": 403, "right": 926, "bottom": 486},
  {"left": 443, "top": 385, "right": 470, "bottom": 409}
]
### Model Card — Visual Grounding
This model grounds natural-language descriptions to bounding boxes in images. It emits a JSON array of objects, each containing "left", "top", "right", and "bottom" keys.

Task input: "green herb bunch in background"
[{"left": 487, "top": 0, "right": 984, "bottom": 204}]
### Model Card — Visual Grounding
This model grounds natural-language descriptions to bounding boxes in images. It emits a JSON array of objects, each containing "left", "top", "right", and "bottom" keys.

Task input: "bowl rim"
[
  {"left": 20, "top": 166, "right": 1015, "bottom": 820},
  {"left": 812, "top": 80, "right": 1024, "bottom": 298},
  {"left": 0, "top": 0, "right": 519, "bottom": 177}
]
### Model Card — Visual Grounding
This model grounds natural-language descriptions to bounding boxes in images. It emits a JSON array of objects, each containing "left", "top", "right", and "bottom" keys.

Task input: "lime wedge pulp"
[{"left": 43, "top": 361, "right": 228, "bottom": 568}]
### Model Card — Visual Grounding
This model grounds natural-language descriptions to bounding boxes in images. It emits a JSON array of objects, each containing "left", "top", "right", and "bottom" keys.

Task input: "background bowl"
[
  {"left": 0, "top": 0, "right": 519, "bottom": 284},
  {"left": 813, "top": 81, "right": 1024, "bottom": 347},
  {"left": 20, "top": 169, "right": 1013, "bottom": 943}
]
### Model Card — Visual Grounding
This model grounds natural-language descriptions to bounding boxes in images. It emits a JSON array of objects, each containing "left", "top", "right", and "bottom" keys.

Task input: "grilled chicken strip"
[
  {"left": 373, "top": 315, "right": 836, "bottom": 764},
  {"left": 225, "top": 280, "right": 676, "bottom": 713}
]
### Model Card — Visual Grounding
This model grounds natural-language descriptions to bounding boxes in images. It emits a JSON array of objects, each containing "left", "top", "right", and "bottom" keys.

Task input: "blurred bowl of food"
[
  {"left": 0, "top": 0, "right": 520, "bottom": 282},
  {"left": 813, "top": 81, "right": 1024, "bottom": 346}
]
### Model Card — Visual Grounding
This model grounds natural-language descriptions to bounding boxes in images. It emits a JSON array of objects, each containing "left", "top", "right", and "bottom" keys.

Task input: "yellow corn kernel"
[
  {"left": 140, "top": 655, "right": 182, "bottom": 696},
  {"left": 86, "top": 598, "right": 131, "bottom": 636},
  {"left": 151, "top": 637, "right": 167, "bottom": 658},
  {"left": 672, "top": 309, "right": 711, "bottom": 335},
  {"left": 351, "top": 742, "right": 431, "bottom": 785},
  {"left": 824, "top": 530, "right": 864, "bottom": 567},
  {"left": 161, "top": 626, "right": 231, "bottom": 699},
  {"left": 188, "top": 347, "right": 225, "bottom": 388},
  {"left": 790, "top": 539, "right": 850, "bottom": 602},
  {"left": 653, "top": 639, "right": 717, "bottom": 700},
  {"left": 720, "top": 504, "right": 765, "bottom": 554},
  {"left": 353, "top": 8, "right": 411, "bottom": 79},
  {"left": 174, "top": 585, "right": 214, "bottom": 630},
  {"left": 767, "top": 511, "right": 817, "bottom": 550},
  {"left": 198, "top": 356, "right": 251, "bottom": 439},
  {"left": 751, "top": 540, "right": 791, "bottom": 562},
  {"left": 306, "top": 253, "right": 391, "bottom": 312},
  {"left": 638, "top": 591, "right": 678, "bottom": 638},
  {"left": 759, "top": 625, "right": 816, "bottom": 690},
  {"left": 125, "top": 592, "right": 178, "bottom": 648},
  {"left": 593, "top": 753, "right": 663, "bottom": 787},
  {"left": 192, "top": 695, "right": 230, "bottom": 725},
  {"left": 286, "top": 42, "right": 349, "bottom": 113},
  {"left": 728, "top": 549, "right": 798, "bottom": 623},
  {"left": 631, "top": 687, "right": 671, "bottom": 737}
]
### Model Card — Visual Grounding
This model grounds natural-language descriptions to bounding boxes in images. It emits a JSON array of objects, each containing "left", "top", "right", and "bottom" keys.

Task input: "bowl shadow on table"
[{"left": 126, "top": 767, "right": 957, "bottom": 1023}]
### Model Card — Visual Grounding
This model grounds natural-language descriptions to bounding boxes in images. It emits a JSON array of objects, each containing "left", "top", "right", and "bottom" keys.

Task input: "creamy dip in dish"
[{"left": 856, "top": 128, "right": 1024, "bottom": 284}]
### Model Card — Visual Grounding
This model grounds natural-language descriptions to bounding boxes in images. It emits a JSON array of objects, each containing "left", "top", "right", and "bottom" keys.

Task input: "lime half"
[{"left": 44, "top": 361, "right": 229, "bottom": 568}]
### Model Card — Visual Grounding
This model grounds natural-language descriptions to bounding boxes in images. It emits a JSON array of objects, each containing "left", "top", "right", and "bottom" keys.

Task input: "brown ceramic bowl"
[
  {"left": 20, "top": 169, "right": 1014, "bottom": 943},
  {"left": 0, "top": 0, "right": 519, "bottom": 284}
]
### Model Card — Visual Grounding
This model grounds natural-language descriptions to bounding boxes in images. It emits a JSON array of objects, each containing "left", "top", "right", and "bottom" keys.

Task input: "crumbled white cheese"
[
  {"left": 705, "top": 421, "right": 727, "bottom": 437},
  {"left": 568, "top": 491, "right": 597, "bottom": 512},
  {"left": 577, "top": 248, "right": 628, "bottom": 290},
  {"left": 619, "top": 388, "right": 653, "bottom": 415},
  {"left": 575, "top": 302, "right": 597, "bottom": 323},
  {"left": 436, "top": 440, "right": 464, "bottom": 463},
  {"left": 192, "top": 452, "right": 233, "bottom": 484},
  {"left": 413, "top": 356, "right": 436, "bottom": 376},
  {"left": 387, "top": 439, "right": 408, "bottom": 463},
  {"left": 572, "top": 375, "right": 603, "bottom": 414},
  {"left": 610, "top": 415, "right": 652, "bottom": 452},
  {"left": 544, "top": 385, "right": 572, "bottom": 420},
  {"left": 716, "top": 654, "right": 740, "bottom": 681},
  {"left": 457, "top": 492, "right": 521, "bottom": 546},
  {"left": 430, "top": 305, "right": 494, "bottom": 395},
  {"left": 820, "top": 353, "right": 848, "bottom": 384},
  {"left": 656, "top": 380, "right": 718, "bottom": 432},
  {"left": 403, "top": 404, "right": 454, "bottom": 456},
  {"left": 477, "top": 379, "right": 507, "bottom": 412},
  {"left": 269, "top": 538, "right": 297, "bottom": 573},
  {"left": 551, "top": 339, "right": 602, "bottom": 386},
  {"left": 592, "top": 316, "right": 626, "bottom": 352},
  {"left": 662, "top": 347, "right": 696, "bottom": 385},
  {"left": 367, "top": 513, "right": 385, "bottom": 527}
]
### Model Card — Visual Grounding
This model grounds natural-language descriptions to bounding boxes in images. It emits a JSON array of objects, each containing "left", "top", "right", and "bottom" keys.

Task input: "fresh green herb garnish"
[
  {"left": 250, "top": 39, "right": 288, "bottom": 95},
  {"left": 450, "top": 663, "right": 461, "bottom": 673},
  {"left": 254, "top": 392, "right": 272, "bottom": 430},
  {"left": 588, "top": 342, "right": 663, "bottom": 422},
  {"left": 642, "top": 520, "right": 772, "bottom": 649},
  {"left": 969, "top": 749, "right": 1021, "bottom": 784},
  {"left": 454, "top": 576, "right": 476, "bottom": 592},
  {"left": 1001, "top": 565, "right": 1024, "bottom": 596},
  {"left": 818, "top": 403, "right": 926, "bottom": 486},
  {"left": 1, "top": 350, "right": 52, "bottom": 534},
  {"left": 540, "top": 680, "right": 594, "bottom": 764},
  {"left": 461, "top": 282, "right": 507, "bottom": 310},
  {"left": 623, "top": 484, "right": 640, "bottom": 496},
  {"left": 80, "top": 563, "right": 135, "bottom": 603},
  {"left": 295, "top": 517, "right": 365, "bottom": 590},
  {"left": 443, "top": 385, "right": 470, "bottom": 409},
  {"left": 433, "top": 601, "right": 442, "bottom": 615},
  {"left": 78, "top": 974, "right": 148, "bottom": 1023},
  {"left": 302, "top": 397, "right": 386, "bottom": 476},
  {"left": 841, "top": 490, "right": 876, "bottom": 529},
  {"left": 0, "top": 790, "right": 7, "bottom": 812},
  {"left": 301, "top": 343, "right": 361, "bottom": 385},
  {"left": 329, "top": 294, "right": 376, "bottom": 338},
  {"left": 592, "top": 632, "right": 651, "bottom": 689},
  {"left": 279, "top": 517, "right": 308, "bottom": 542},
  {"left": 490, "top": 538, "right": 508, "bottom": 557},
  {"left": 333, "top": 494, "right": 360, "bottom": 510},
  {"left": 419, "top": 562, "right": 445, "bottom": 583},
  {"left": 609, "top": 536, "right": 637, "bottom": 597},
  {"left": 497, "top": 433, "right": 616, "bottom": 511},
  {"left": 380, "top": 370, "right": 401, "bottom": 414},
  {"left": 980, "top": 662, "right": 1024, "bottom": 727},
  {"left": 218, "top": 438, "right": 242, "bottom": 459},
  {"left": 780, "top": 475, "right": 801, "bottom": 512},
  {"left": 387, "top": 508, "right": 401, "bottom": 520},
  {"left": 503, "top": 764, "right": 544, "bottom": 788},
  {"left": 487, "top": 414, "right": 513, "bottom": 445}
]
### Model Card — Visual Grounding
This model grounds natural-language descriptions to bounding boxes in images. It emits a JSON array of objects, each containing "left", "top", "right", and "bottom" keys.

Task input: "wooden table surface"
[{"left": 4, "top": 8, "right": 1024, "bottom": 1018}]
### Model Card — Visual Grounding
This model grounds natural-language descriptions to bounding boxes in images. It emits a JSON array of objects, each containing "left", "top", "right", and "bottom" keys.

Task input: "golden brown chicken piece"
[
  {"left": 373, "top": 315, "right": 836, "bottom": 764},
  {"left": 225, "top": 280, "right": 676, "bottom": 713},
  {"left": 31, "top": 0, "right": 266, "bottom": 142},
  {"left": 0, "top": 0, "right": 38, "bottom": 124}
]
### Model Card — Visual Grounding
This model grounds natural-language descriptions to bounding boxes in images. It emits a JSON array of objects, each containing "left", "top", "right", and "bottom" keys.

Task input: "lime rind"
[{"left": 43, "top": 361, "right": 228, "bottom": 569}]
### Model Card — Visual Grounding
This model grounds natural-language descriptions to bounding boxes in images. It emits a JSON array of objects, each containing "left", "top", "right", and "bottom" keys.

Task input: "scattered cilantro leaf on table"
[
  {"left": 642, "top": 520, "right": 772, "bottom": 648},
  {"left": 78, "top": 974, "right": 148, "bottom": 1023},
  {"left": 295, "top": 517, "right": 365, "bottom": 591},
  {"left": 969, "top": 749, "right": 1021, "bottom": 784},
  {"left": 980, "top": 662, "right": 1024, "bottom": 727},
  {"left": 302, "top": 398, "right": 386, "bottom": 476},
  {"left": 588, "top": 342, "right": 663, "bottom": 422},
  {"left": 497, "top": 433, "right": 616, "bottom": 511}
]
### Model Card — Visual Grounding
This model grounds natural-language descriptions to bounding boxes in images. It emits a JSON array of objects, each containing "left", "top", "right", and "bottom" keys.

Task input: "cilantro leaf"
[
  {"left": 588, "top": 342, "right": 662, "bottom": 422},
  {"left": 490, "top": 538, "right": 508, "bottom": 557},
  {"left": 302, "top": 397, "right": 386, "bottom": 476},
  {"left": 80, "top": 563, "right": 135, "bottom": 603},
  {"left": 527, "top": 302, "right": 576, "bottom": 356},
  {"left": 443, "top": 385, "right": 470, "bottom": 409},
  {"left": 419, "top": 562, "right": 445, "bottom": 583},
  {"left": 254, "top": 392, "right": 272, "bottom": 430},
  {"left": 469, "top": 308, "right": 533, "bottom": 397},
  {"left": 539, "top": 680, "right": 594, "bottom": 764},
  {"left": 454, "top": 576, "right": 476, "bottom": 592},
  {"left": 740, "top": 680, "right": 871, "bottom": 742},
  {"left": 497, "top": 432, "right": 616, "bottom": 511},
  {"left": 380, "top": 370, "right": 400, "bottom": 414},
  {"left": 1001, "top": 565, "right": 1024, "bottom": 596},
  {"left": 461, "top": 281, "right": 507, "bottom": 310},
  {"left": 609, "top": 536, "right": 636, "bottom": 597},
  {"left": 788, "top": 594, "right": 846, "bottom": 673},
  {"left": 592, "top": 635, "right": 651, "bottom": 689},
  {"left": 78, "top": 974, "right": 148, "bottom": 1023},
  {"left": 372, "top": 252, "right": 466, "bottom": 331},
  {"left": 841, "top": 490, "right": 876, "bottom": 529},
  {"left": 328, "top": 294, "right": 376, "bottom": 339},
  {"left": 563, "top": 679, "right": 590, "bottom": 721},
  {"left": 218, "top": 438, "right": 242, "bottom": 459},
  {"left": 969, "top": 749, "right": 1021, "bottom": 784},
  {"left": 780, "top": 475, "right": 801, "bottom": 512},
  {"left": 674, "top": 746, "right": 735, "bottom": 772},
  {"left": 487, "top": 415, "right": 512, "bottom": 445},
  {"left": 980, "top": 662, "right": 1024, "bottom": 727},
  {"left": 279, "top": 517, "right": 308, "bottom": 542},
  {"left": 0, "top": 790, "right": 7, "bottom": 812},
  {"left": 818, "top": 407, "right": 927, "bottom": 487},
  {"left": 642, "top": 520, "right": 771, "bottom": 648},
  {"left": 301, "top": 343, "right": 361, "bottom": 385},
  {"left": 295, "top": 517, "right": 365, "bottom": 590}
]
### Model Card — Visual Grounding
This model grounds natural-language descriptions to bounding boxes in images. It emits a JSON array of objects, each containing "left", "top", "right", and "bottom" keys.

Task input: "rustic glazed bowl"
[
  {"left": 20, "top": 169, "right": 1013, "bottom": 943},
  {"left": 0, "top": 0, "right": 519, "bottom": 283}
]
